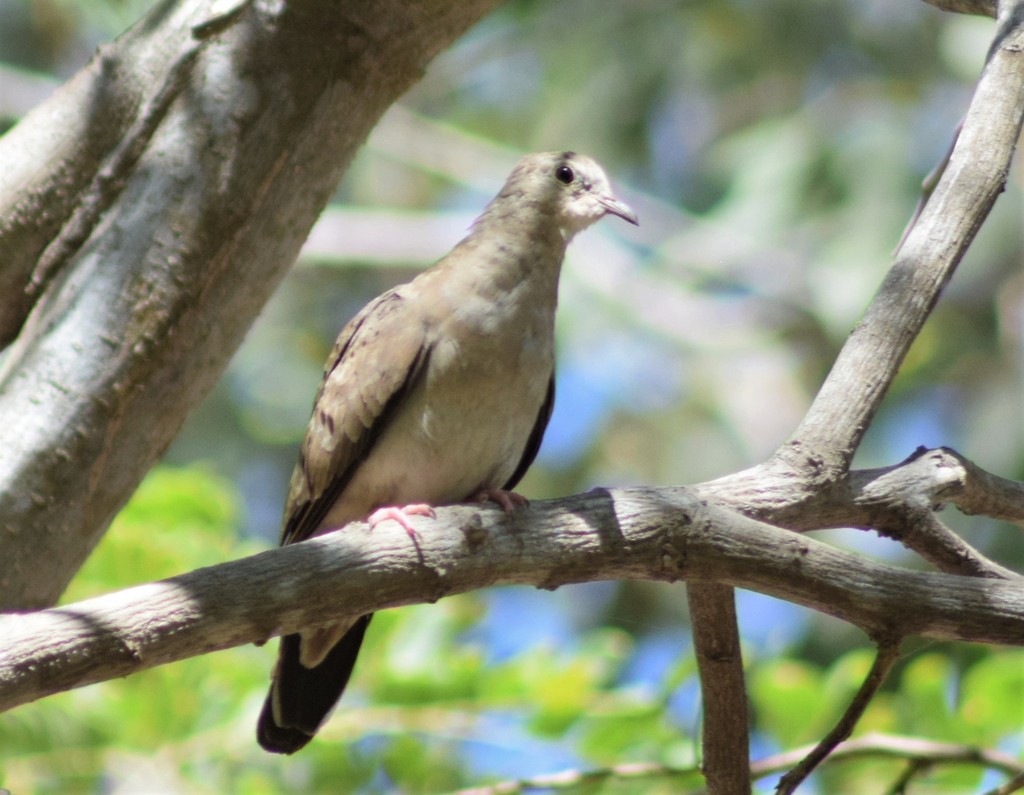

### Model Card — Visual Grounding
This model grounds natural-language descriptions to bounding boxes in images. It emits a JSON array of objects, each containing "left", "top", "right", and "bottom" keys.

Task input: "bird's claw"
[
  {"left": 368, "top": 503, "right": 435, "bottom": 540},
  {"left": 469, "top": 488, "right": 529, "bottom": 513}
]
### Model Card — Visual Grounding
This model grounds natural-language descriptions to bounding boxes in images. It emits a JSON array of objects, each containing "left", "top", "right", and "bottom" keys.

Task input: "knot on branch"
[{"left": 850, "top": 447, "right": 1020, "bottom": 579}]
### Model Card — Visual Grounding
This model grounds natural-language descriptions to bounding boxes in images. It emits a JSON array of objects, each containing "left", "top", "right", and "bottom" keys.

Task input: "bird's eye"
[{"left": 554, "top": 165, "right": 574, "bottom": 184}]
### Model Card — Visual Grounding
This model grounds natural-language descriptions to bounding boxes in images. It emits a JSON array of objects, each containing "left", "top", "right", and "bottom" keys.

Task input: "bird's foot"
[
  {"left": 470, "top": 488, "right": 529, "bottom": 513},
  {"left": 367, "top": 503, "right": 436, "bottom": 539}
]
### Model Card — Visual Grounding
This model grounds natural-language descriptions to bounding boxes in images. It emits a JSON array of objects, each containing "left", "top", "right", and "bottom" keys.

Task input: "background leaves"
[{"left": 0, "top": 0, "right": 1021, "bottom": 792}]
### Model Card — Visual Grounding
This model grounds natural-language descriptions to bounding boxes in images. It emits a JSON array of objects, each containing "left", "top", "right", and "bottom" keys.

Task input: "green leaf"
[
  {"left": 63, "top": 464, "right": 245, "bottom": 600},
  {"left": 958, "top": 650, "right": 1024, "bottom": 743},
  {"left": 750, "top": 658, "right": 825, "bottom": 747},
  {"left": 896, "top": 653, "right": 960, "bottom": 740}
]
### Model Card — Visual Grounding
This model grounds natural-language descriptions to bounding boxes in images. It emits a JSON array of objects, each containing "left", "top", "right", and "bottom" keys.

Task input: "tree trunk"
[{"left": 0, "top": 0, "right": 500, "bottom": 609}]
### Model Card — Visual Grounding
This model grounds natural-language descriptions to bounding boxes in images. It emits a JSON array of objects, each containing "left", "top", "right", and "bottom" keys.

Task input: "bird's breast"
[{"left": 330, "top": 287, "right": 555, "bottom": 521}]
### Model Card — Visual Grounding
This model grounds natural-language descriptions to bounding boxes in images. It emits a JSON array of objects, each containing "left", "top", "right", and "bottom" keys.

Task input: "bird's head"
[{"left": 499, "top": 151, "right": 638, "bottom": 239}]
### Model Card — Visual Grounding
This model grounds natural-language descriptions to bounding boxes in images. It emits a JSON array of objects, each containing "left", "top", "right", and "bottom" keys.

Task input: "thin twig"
[
  {"left": 446, "top": 732, "right": 1024, "bottom": 795},
  {"left": 895, "top": 119, "right": 963, "bottom": 255},
  {"left": 449, "top": 761, "right": 702, "bottom": 794},
  {"left": 919, "top": 0, "right": 995, "bottom": 17},
  {"left": 752, "top": 732, "right": 1024, "bottom": 779},
  {"left": 984, "top": 771, "right": 1024, "bottom": 795},
  {"left": 883, "top": 759, "right": 928, "bottom": 795},
  {"left": 775, "top": 641, "right": 903, "bottom": 794}
]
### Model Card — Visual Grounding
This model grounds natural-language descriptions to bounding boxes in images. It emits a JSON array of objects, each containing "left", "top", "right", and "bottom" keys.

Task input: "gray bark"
[
  {"left": 0, "top": 0, "right": 500, "bottom": 609},
  {"left": 0, "top": 0, "right": 1022, "bottom": 786},
  {"left": 1, "top": 488, "right": 1022, "bottom": 713},
  {"left": 685, "top": 3, "right": 1024, "bottom": 787}
]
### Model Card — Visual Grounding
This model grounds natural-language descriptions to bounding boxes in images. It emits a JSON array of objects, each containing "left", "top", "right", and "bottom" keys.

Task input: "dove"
[{"left": 257, "top": 151, "right": 637, "bottom": 754}]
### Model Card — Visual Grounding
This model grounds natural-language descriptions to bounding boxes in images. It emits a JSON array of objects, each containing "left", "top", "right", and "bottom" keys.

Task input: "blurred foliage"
[
  {"left": 5, "top": 467, "right": 1018, "bottom": 793},
  {"left": 2, "top": 0, "right": 1023, "bottom": 792}
]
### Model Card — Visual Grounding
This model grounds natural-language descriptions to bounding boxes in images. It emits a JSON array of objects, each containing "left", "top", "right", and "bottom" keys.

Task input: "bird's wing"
[
  {"left": 280, "top": 288, "right": 432, "bottom": 546},
  {"left": 502, "top": 374, "right": 555, "bottom": 491}
]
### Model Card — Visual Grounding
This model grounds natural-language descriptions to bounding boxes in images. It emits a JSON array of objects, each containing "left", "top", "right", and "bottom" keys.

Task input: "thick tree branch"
[
  {"left": 1, "top": 3, "right": 1021, "bottom": 784},
  {"left": 684, "top": 6, "right": 1024, "bottom": 779},
  {"left": 696, "top": 447, "right": 1024, "bottom": 577},
  {"left": 688, "top": 583, "right": 750, "bottom": 795},
  {"left": 25, "top": 41, "right": 202, "bottom": 298},
  {"left": 846, "top": 448, "right": 1023, "bottom": 579},
  {"left": 760, "top": 4, "right": 1024, "bottom": 480},
  {"left": 2, "top": 489, "right": 1023, "bottom": 714},
  {"left": 0, "top": 0, "right": 501, "bottom": 610}
]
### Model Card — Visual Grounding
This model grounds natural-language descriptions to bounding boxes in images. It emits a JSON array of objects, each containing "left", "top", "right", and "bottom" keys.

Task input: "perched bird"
[{"left": 257, "top": 151, "right": 637, "bottom": 754}]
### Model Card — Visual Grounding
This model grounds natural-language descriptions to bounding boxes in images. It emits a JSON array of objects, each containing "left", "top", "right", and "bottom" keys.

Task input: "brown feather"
[{"left": 280, "top": 290, "right": 432, "bottom": 546}]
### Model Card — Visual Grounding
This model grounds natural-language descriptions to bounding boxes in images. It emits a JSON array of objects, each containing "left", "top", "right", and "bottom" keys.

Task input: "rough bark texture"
[
  {"left": 688, "top": 583, "right": 751, "bottom": 795},
  {"left": 1, "top": 489, "right": 1022, "bottom": 713},
  {"left": 0, "top": 0, "right": 500, "bottom": 609},
  {"left": 681, "top": 3, "right": 1024, "bottom": 785},
  {"left": 1, "top": 0, "right": 1023, "bottom": 787}
]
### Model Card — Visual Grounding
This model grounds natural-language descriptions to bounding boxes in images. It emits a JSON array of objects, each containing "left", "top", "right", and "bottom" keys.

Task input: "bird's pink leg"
[
  {"left": 368, "top": 503, "right": 436, "bottom": 539},
  {"left": 469, "top": 488, "right": 529, "bottom": 513}
]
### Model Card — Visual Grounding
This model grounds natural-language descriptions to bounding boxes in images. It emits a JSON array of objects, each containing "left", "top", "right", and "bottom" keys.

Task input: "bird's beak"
[{"left": 598, "top": 195, "right": 639, "bottom": 226}]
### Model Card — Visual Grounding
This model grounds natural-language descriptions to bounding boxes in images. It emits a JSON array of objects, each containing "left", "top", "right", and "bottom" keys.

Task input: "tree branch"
[
  {"left": 775, "top": 641, "right": 903, "bottom": 794},
  {"left": 986, "top": 772, "right": 1024, "bottom": 795},
  {"left": 767, "top": 2, "right": 1024, "bottom": 478},
  {"left": 920, "top": 0, "right": 995, "bottom": 20},
  {"left": 681, "top": 6, "right": 1024, "bottom": 781},
  {"left": 2, "top": 489, "right": 1023, "bottom": 713},
  {"left": 698, "top": 447, "right": 1024, "bottom": 576},
  {"left": 0, "top": 0, "right": 501, "bottom": 610},
  {"left": 447, "top": 731, "right": 1024, "bottom": 795},
  {"left": 688, "top": 583, "right": 750, "bottom": 794},
  {"left": 847, "top": 448, "right": 1023, "bottom": 579},
  {"left": 755, "top": 732, "right": 1024, "bottom": 782},
  {"left": 2, "top": 1, "right": 1022, "bottom": 782},
  {"left": 25, "top": 40, "right": 202, "bottom": 297}
]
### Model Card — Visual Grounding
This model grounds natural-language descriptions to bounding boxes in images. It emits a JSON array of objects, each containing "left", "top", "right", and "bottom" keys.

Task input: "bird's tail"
[{"left": 256, "top": 615, "right": 372, "bottom": 754}]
